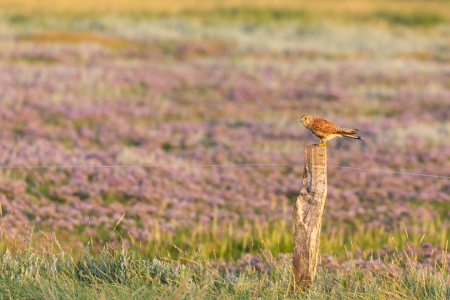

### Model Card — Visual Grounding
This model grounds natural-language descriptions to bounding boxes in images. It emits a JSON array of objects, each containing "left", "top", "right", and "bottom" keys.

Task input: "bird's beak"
[{"left": 300, "top": 117, "right": 305, "bottom": 121}]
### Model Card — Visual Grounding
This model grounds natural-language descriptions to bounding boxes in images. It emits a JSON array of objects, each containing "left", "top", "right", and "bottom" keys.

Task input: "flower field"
[
  {"left": 1, "top": 1, "right": 450, "bottom": 298},
  {"left": 1, "top": 5, "right": 450, "bottom": 269}
]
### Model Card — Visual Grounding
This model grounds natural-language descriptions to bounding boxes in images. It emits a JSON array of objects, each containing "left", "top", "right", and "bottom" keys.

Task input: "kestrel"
[{"left": 300, "top": 115, "right": 363, "bottom": 146}]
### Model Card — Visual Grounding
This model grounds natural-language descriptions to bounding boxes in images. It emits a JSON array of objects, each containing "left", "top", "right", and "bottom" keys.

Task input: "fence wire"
[{"left": 0, "top": 163, "right": 448, "bottom": 179}]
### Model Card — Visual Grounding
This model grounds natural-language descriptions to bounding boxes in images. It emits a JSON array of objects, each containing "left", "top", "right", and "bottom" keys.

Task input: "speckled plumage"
[{"left": 300, "top": 115, "right": 363, "bottom": 146}]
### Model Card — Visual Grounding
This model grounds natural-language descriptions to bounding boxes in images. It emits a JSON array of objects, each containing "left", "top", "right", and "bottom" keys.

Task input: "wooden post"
[{"left": 292, "top": 145, "right": 327, "bottom": 291}]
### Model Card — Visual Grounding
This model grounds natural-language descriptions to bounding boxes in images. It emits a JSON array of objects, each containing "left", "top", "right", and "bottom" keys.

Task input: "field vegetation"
[
  {"left": 2, "top": 0, "right": 450, "bottom": 27},
  {"left": 2, "top": 236, "right": 450, "bottom": 299},
  {"left": 1, "top": 0, "right": 450, "bottom": 298}
]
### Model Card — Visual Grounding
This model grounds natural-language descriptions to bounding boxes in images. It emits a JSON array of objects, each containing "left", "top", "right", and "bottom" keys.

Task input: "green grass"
[
  {"left": 372, "top": 11, "right": 446, "bottom": 27},
  {"left": 1, "top": 233, "right": 450, "bottom": 299},
  {"left": 180, "top": 7, "right": 309, "bottom": 24},
  {"left": 4, "top": 9, "right": 449, "bottom": 27},
  {"left": 2, "top": 0, "right": 450, "bottom": 28},
  {"left": 149, "top": 218, "right": 448, "bottom": 261},
  {"left": 2, "top": 209, "right": 450, "bottom": 298},
  {"left": 31, "top": 216, "right": 449, "bottom": 264}
]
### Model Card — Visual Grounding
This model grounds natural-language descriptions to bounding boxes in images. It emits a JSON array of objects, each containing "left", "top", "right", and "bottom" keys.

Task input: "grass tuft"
[
  {"left": 1, "top": 234, "right": 450, "bottom": 299},
  {"left": 373, "top": 11, "right": 446, "bottom": 27}
]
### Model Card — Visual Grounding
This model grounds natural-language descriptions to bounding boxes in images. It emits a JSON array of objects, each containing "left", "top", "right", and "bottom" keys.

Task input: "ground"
[{"left": 0, "top": 1, "right": 450, "bottom": 298}]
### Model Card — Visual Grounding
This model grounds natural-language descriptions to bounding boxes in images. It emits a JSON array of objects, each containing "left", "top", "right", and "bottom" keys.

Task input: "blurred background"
[{"left": 0, "top": 0, "right": 450, "bottom": 266}]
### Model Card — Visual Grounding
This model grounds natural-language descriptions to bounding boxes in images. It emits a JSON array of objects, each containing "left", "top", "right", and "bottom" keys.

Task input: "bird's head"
[{"left": 300, "top": 115, "right": 313, "bottom": 126}]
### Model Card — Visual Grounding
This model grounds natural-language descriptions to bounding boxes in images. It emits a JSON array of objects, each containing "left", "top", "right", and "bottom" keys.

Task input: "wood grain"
[{"left": 292, "top": 145, "right": 327, "bottom": 291}]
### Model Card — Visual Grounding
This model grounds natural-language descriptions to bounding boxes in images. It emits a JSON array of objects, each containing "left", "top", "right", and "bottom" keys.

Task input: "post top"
[
  {"left": 304, "top": 144, "right": 327, "bottom": 165},
  {"left": 305, "top": 144, "right": 326, "bottom": 149}
]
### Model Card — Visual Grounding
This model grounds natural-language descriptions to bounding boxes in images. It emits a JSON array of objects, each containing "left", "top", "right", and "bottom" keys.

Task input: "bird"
[{"left": 300, "top": 115, "right": 363, "bottom": 146}]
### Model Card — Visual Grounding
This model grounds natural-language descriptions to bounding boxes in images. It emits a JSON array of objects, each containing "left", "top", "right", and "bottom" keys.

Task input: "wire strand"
[
  {"left": 0, "top": 163, "right": 448, "bottom": 179},
  {"left": 0, "top": 163, "right": 300, "bottom": 169},
  {"left": 328, "top": 165, "right": 450, "bottom": 179}
]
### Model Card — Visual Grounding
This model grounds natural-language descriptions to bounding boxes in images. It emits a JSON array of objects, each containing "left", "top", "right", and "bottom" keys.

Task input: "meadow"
[{"left": 1, "top": 0, "right": 450, "bottom": 298}]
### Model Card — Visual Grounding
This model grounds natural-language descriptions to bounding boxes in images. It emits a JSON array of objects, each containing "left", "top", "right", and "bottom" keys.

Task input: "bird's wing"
[{"left": 311, "top": 118, "right": 339, "bottom": 135}]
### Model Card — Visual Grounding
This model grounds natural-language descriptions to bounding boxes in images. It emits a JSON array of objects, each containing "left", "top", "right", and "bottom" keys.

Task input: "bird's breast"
[{"left": 310, "top": 129, "right": 327, "bottom": 138}]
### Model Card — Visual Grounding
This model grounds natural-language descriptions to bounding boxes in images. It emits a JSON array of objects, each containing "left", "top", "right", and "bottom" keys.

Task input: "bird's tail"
[{"left": 339, "top": 128, "right": 363, "bottom": 140}]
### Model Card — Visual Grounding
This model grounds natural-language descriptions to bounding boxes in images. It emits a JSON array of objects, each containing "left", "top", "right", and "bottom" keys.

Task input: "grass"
[
  {"left": 137, "top": 218, "right": 449, "bottom": 262},
  {"left": 180, "top": 7, "right": 309, "bottom": 23},
  {"left": 373, "top": 11, "right": 446, "bottom": 27},
  {"left": 1, "top": 0, "right": 450, "bottom": 26},
  {"left": 1, "top": 227, "right": 450, "bottom": 299},
  {"left": 9, "top": 215, "right": 449, "bottom": 264},
  {"left": 1, "top": 1, "right": 450, "bottom": 297}
]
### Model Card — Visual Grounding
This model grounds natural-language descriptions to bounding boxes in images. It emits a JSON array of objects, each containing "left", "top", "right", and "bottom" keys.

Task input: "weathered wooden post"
[{"left": 292, "top": 145, "right": 327, "bottom": 291}]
